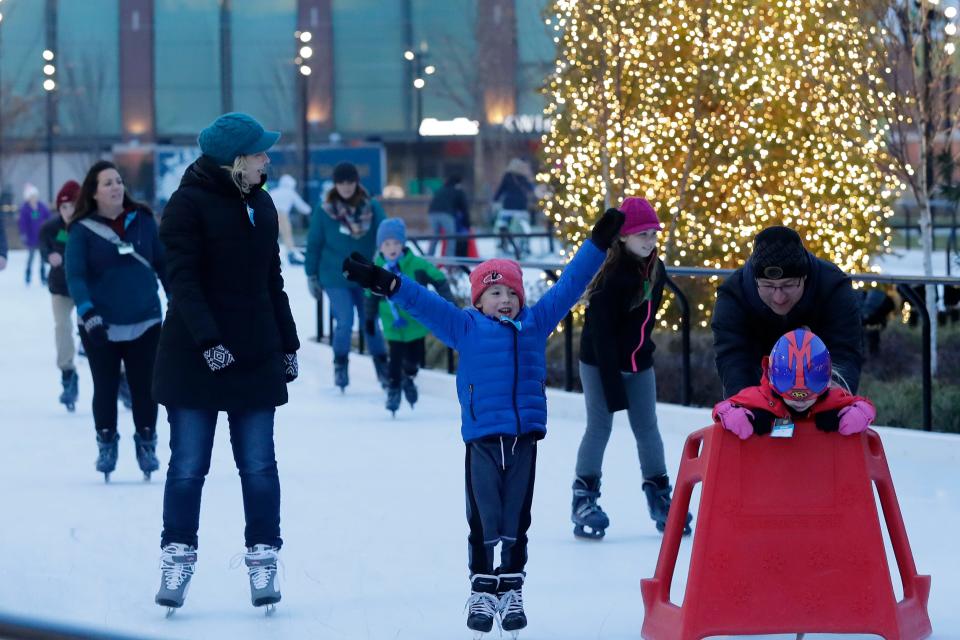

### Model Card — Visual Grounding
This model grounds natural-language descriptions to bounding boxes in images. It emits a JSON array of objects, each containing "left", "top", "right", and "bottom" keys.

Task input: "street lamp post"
[
  {"left": 296, "top": 30, "right": 313, "bottom": 204},
  {"left": 403, "top": 43, "right": 434, "bottom": 195},
  {"left": 42, "top": 48, "right": 56, "bottom": 202}
]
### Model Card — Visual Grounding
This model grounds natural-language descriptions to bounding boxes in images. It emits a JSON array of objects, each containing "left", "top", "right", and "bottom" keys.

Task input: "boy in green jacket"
[{"left": 364, "top": 218, "right": 455, "bottom": 415}]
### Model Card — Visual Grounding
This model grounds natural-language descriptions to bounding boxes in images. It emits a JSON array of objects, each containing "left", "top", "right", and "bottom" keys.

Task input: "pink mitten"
[
  {"left": 837, "top": 401, "right": 875, "bottom": 436},
  {"left": 714, "top": 400, "right": 755, "bottom": 440}
]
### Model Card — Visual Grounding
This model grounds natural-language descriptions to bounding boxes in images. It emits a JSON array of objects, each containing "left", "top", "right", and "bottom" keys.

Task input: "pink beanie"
[
  {"left": 470, "top": 258, "right": 525, "bottom": 308},
  {"left": 619, "top": 197, "right": 663, "bottom": 236}
]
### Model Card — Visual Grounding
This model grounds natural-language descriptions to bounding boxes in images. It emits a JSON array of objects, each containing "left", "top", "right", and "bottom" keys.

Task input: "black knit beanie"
[
  {"left": 750, "top": 226, "right": 809, "bottom": 279},
  {"left": 332, "top": 162, "right": 359, "bottom": 183}
]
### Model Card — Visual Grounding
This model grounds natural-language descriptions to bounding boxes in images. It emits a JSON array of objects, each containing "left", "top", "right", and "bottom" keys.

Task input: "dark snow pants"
[{"left": 465, "top": 434, "right": 537, "bottom": 576}]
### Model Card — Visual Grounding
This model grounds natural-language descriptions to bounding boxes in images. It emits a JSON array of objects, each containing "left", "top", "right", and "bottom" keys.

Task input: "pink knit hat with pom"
[
  {"left": 470, "top": 258, "right": 525, "bottom": 308},
  {"left": 619, "top": 197, "right": 663, "bottom": 235}
]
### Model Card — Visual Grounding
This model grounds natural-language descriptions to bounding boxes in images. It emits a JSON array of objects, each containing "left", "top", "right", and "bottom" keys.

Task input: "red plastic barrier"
[{"left": 641, "top": 421, "right": 931, "bottom": 640}]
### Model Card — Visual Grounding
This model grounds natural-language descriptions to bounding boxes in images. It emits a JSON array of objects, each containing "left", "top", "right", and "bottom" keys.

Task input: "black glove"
[
  {"left": 364, "top": 317, "right": 377, "bottom": 336},
  {"left": 342, "top": 252, "right": 400, "bottom": 296},
  {"left": 283, "top": 353, "right": 298, "bottom": 383},
  {"left": 307, "top": 275, "right": 322, "bottom": 300},
  {"left": 590, "top": 208, "right": 626, "bottom": 250},
  {"left": 80, "top": 309, "right": 109, "bottom": 348},
  {"left": 814, "top": 409, "right": 841, "bottom": 432},
  {"left": 750, "top": 409, "right": 777, "bottom": 436},
  {"left": 202, "top": 344, "right": 235, "bottom": 372}
]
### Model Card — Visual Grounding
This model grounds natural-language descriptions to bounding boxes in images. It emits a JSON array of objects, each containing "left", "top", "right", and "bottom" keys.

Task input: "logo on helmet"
[{"left": 769, "top": 328, "right": 831, "bottom": 399}]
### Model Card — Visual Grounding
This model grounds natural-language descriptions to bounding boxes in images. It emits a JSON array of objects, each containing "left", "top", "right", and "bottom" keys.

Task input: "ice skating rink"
[{"left": 1, "top": 249, "right": 957, "bottom": 639}]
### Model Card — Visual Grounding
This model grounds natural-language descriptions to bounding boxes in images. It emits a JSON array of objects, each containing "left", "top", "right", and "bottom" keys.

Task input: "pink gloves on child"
[
  {"left": 715, "top": 400, "right": 754, "bottom": 440},
  {"left": 837, "top": 400, "right": 875, "bottom": 436}
]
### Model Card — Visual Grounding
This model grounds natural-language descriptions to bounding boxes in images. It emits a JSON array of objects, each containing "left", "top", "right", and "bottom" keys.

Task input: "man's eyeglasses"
[{"left": 757, "top": 279, "right": 804, "bottom": 294}]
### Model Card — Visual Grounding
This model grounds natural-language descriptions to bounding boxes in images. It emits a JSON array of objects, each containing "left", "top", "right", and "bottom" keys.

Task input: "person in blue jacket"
[
  {"left": 65, "top": 160, "right": 167, "bottom": 481},
  {"left": 342, "top": 207, "right": 624, "bottom": 637}
]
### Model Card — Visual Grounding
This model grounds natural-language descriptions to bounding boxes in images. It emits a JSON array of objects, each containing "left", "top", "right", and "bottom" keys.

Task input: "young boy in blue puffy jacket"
[{"left": 342, "top": 208, "right": 624, "bottom": 636}]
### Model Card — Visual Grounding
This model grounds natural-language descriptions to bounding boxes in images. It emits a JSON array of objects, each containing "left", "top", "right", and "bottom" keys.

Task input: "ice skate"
[
  {"left": 372, "top": 354, "right": 390, "bottom": 389},
  {"left": 156, "top": 543, "right": 196, "bottom": 615},
  {"left": 95, "top": 430, "right": 119, "bottom": 482},
  {"left": 465, "top": 574, "right": 499, "bottom": 637},
  {"left": 386, "top": 385, "right": 402, "bottom": 417},
  {"left": 244, "top": 544, "right": 281, "bottom": 612},
  {"left": 497, "top": 572, "right": 527, "bottom": 637},
  {"left": 287, "top": 250, "right": 305, "bottom": 266},
  {"left": 134, "top": 431, "right": 160, "bottom": 481},
  {"left": 118, "top": 371, "right": 132, "bottom": 409},
  {"left": 642, "top": 474, "right": 692, "bottom": 535},
  {"left": 333, "top": 356, "right": 349, "bottom": 392},
  {"left": 59, "top": 369, "right": 78, "bottom": 412},
  {"left": 401, "top": 376, "right": 418, "bottom": 408},
  {"left": 571, "top": 476, "right": 609, "bottom": 539}
]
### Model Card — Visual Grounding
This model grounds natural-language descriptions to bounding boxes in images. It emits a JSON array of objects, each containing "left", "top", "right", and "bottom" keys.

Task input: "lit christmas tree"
[{"left": 541, "top": 0, "right": 901, "bottom": 326}]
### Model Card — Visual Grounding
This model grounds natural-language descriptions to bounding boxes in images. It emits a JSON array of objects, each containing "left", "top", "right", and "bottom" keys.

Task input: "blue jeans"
[
  {"left": 326, "top": 286, "right": 386, "bottom": 359},
  {"left": 161, "top": 407, "right": 282, "bottom": 549},
  {"left": 427, "top": 212, "right": 457, "bottom": 256}
]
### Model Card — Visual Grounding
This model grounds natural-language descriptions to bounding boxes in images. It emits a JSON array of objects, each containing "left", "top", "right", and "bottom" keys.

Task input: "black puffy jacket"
[
  {"left": 152, "top": 156, "right": 300, "bottom": 410},
  {"left": 579, "top": 253, "right": 665, "bottom": 412},
  {"left": 711, "top": 252, "right": 863, "bottom": 398}
]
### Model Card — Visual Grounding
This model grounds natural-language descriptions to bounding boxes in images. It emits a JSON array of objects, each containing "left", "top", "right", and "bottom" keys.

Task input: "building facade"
[{"left": 0, "top": 0, "right": 554, "bottom": 209}]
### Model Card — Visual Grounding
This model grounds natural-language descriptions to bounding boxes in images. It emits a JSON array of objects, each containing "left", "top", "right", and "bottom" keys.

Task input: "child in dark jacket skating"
[
  {"left": 714, "top": 328, "right": 876, "bottom": 438},
  {"left": 364, "top": 218, "right": 455, "bottom": 415},
  {"left": 572, "top": 197, "right": 691, "bottom": 539},
  {"left": 343, "top": 208, "right": 625, "bottom": 637}
]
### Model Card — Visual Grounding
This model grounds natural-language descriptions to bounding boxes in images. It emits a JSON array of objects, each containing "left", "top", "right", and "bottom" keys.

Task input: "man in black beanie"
[{"left": 711, "top": 225, "right": 863, "bottom": 398}]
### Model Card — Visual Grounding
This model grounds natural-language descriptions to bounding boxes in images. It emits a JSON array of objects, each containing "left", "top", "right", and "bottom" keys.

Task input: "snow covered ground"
[{"left": 1, "top": 248, "right": 958, "bottom": 640}]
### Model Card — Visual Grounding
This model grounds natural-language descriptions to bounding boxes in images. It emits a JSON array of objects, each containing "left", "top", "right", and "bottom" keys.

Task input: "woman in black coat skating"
[{"left": 152, "top": 112, "right": 299, "bottom": 613}]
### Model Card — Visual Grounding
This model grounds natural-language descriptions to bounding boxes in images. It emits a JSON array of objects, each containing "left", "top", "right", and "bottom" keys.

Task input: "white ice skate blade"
[
  {"left": 165, "top": 607, "right": 176, "bottom": 618},
  {"left": 264, "top": 603, "right": 276, "bottom": 616}
]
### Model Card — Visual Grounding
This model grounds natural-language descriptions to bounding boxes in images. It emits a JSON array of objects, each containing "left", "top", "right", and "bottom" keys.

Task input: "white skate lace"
[
  {"left": 230, "top": 546, "right": 284, "bottom": 590},
  {"left": 464, "top": 591, "right": 499, "bottom": 618},
  {"left": 159, "top": 544, "right": 196, "bottom": 590},
  {"left": 499, "top": 588, "right": 524, "bottom": 617}
]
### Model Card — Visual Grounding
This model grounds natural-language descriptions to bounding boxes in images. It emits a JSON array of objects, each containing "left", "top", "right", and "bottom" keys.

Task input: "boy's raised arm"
[
  {"left": 343, "top": 252, "right": 470, "bottom": 348},
  {"left": 532, "top": 208, "right": 623, "bottom": 330}
]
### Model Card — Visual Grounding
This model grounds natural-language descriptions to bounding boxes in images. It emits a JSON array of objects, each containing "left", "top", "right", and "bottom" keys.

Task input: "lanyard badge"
[{"left": 771, "top": 417, "right": 795, "bottom": 438}]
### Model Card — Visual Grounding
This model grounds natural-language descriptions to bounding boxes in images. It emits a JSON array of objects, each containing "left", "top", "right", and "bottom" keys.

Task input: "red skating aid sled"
[{"left": 641, "top": 421, "right": 932, "bottom": 640}]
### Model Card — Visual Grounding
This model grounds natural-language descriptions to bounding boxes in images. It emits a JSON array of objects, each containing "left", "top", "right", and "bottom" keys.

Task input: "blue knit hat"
[
  {"left": 198, "top": 112, "right": 280, "bottom": 165},
  {"left": 376, "top": 218, "right": 407, "bottom": 247}
]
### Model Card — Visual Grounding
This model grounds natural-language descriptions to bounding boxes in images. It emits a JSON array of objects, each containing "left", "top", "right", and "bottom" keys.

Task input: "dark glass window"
[
  {"left": 0, "top": 0, "right": 45, "bottom": 137},
  {"left": 231, "top": 0, "right": 297, "bottom": 134},
  {"left": 412, "top": 0, "right": 477, "bottom": 122},
  {"left": 515, "top": 0, "right": 553, "bottom": 115},
  {"left": 57, "top": 0, "right": 121, "bottom": 137},
  {"left": 332, "top": 0, "right": 405, "bottom": 133},
  {"left": 155, "top": 0, "right": 222, "bottom": 136}
]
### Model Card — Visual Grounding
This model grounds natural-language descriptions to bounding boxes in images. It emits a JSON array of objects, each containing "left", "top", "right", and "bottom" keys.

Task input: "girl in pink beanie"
[{"left": 572, "top": 197, "right": 692, "bottom": 540}]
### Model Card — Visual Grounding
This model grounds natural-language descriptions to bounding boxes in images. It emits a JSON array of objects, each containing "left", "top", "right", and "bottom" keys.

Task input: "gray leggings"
[{"left": 575, "top": 362, "right": 667, "bottom": 481}]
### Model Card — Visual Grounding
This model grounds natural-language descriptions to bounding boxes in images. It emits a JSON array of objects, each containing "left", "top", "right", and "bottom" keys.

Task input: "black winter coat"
[
  {"left": 428, "top": 184, "right": 470, "bottom": 226},
  {"left": 711, "top": 252, "right": 863, "bottom": 399},
  {"left": 39, "top": 216, "right": 70, "bottom": 296},
  {"left": 152, "top": 156, "right": 300, "bottom": 410},
  {"left": 579, "top": 253, "right": 665, "bottom": 412}
]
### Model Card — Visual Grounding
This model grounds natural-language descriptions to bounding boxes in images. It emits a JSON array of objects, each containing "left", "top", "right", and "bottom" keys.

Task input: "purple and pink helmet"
[{"left": 768, "top": 329, "right": 831, "bottom": 400}]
